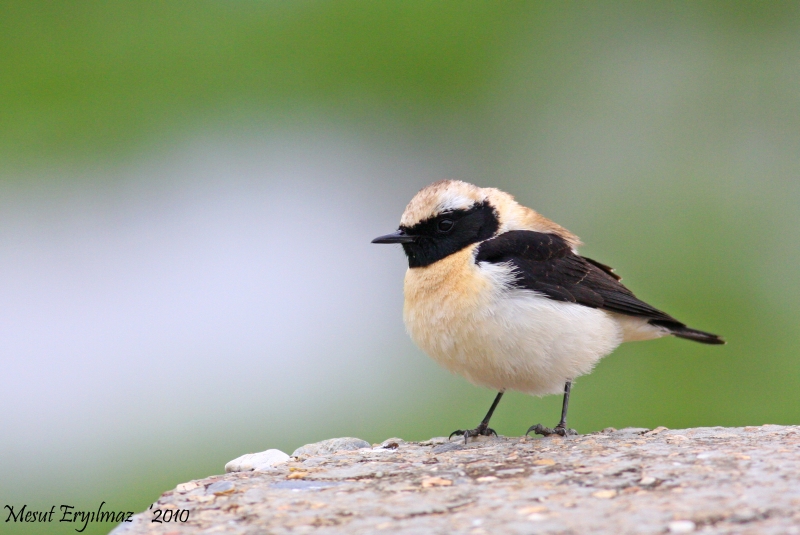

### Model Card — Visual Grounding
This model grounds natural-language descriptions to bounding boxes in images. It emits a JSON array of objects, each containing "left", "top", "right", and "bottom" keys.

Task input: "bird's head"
[
  {"left": 372, "top": 180, "right": 502, "bottom": 268},
  {"left": 373, "top": 180, "right": 581, "bottom": 267}
]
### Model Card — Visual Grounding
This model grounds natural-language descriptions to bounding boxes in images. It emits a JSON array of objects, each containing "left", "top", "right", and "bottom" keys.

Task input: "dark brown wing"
[
  {"left": 474, "top": 230, "right": 675, "bottom": 322},
  {"left": 474, "top": 230, "right": 724, "bottom": 344}
]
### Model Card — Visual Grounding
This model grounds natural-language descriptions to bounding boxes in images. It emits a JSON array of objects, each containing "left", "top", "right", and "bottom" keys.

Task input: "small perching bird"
[{"left": 373, "top": 180, "right": 723, "bottom": 441}]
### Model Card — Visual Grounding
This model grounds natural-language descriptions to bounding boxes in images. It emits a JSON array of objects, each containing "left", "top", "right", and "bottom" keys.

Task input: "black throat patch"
[{"left": 400, "top": 201, "right": 499, "bottom": 268}]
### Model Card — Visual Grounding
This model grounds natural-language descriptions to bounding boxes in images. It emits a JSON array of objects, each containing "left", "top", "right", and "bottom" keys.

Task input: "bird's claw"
[
  {"left": 525, "top": 424, "right": 577, "bottom": 437},
  {"left": 449, "top": 425, "right": 498, "bottom": 444}
]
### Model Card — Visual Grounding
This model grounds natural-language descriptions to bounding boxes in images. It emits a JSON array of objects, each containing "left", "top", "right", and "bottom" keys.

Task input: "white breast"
[{"left": 403, "top": 248, "right": 624, "bottom": 396}]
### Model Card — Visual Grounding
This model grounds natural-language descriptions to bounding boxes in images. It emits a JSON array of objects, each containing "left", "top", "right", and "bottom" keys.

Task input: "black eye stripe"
[{"left": 400, "top": 201, "right": 499, "bottom": 267}]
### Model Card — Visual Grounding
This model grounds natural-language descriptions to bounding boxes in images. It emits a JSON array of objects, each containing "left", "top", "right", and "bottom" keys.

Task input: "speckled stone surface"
[{"left": 111, "top": 425, "right": 800, "bottom": 534}]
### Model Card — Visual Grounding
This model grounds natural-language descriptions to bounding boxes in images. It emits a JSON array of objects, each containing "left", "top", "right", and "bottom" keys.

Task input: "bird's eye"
[{"left": 437, "top": 219, "right": 454, "bottom": 233}]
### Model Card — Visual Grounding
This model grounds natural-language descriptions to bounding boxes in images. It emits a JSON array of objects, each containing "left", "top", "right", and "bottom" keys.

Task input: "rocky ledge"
[{"left": 112, "top": 425, "right": 800, "bottom": 534}]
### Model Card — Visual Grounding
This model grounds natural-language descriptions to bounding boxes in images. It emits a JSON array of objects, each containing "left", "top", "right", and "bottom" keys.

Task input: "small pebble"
[
  {"left": 225, "top": 449, "right": 290, "bottom": 472},
  {"left": 381, "top": 437, "right": 404, "bottom": 449},
  {"left": 176, "top": 481, "right": 200, "bottom": 492},
  {"left": 421, "top": 477, "right": 452, "bottom": 488},
  {"left": 667, "top": 520, "right": 696, "bottom": 533},
  {"left": 206, "top": 481, "right": 235, "bottom": 495},
  {"left": 517, "top": 506, "right": 547, "bottom": 515},
  {"left": 665, "top": 435, "right": 689, "bottom": 443}
]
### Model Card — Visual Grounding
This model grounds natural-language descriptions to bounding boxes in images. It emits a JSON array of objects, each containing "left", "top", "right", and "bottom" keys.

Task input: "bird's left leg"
[
  {"left": 449, "top": 391, "right": 504, "bottom": 444},
  {"left": 526, "top": 381, "right": 578, "bottom": 437}
]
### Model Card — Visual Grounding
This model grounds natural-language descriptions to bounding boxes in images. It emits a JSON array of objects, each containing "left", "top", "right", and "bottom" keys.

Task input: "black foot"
[
  {"left": 449, "top": 424, "right": 497, "bottom": 444},
  {"left": 525, "top": 424, "right": 578, "bottom": 437}
]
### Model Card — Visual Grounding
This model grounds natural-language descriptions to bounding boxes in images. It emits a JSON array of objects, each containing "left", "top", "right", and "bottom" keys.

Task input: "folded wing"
[{"left": 474, "top": 230, "right": 724, "bottom": 344}]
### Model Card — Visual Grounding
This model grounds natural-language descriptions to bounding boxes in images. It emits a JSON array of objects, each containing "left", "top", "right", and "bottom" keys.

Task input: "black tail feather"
[{"left": 650, "top": 320, "right": 725, "bottom": 345}]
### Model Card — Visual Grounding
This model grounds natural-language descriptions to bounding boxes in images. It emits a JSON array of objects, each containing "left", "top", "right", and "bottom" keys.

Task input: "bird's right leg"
[{"left": 449, "top": 391, "right": 504, "bottom": 444}]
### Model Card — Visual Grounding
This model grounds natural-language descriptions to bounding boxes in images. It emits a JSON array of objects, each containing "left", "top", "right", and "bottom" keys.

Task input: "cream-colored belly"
[{"left": 403, "top": 248, "right": 626, "bottom": 396}]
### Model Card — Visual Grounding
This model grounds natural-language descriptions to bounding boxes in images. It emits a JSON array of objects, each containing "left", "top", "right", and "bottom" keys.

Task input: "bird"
[{"left": 372, "top": 180, "right": 723, "bottom": 442}]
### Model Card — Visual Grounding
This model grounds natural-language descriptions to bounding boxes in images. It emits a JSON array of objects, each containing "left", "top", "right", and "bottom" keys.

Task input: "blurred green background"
[{"left": 2, "top": 2, "right": 799, "bottom": 534}]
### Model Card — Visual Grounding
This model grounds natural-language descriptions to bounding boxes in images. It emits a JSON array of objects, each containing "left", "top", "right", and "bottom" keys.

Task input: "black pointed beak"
[{"left": 371, "top": 229, "right": 417, "bottom": 244}]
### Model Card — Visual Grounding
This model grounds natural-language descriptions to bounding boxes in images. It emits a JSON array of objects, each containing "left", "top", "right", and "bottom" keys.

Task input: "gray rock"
[
  {"left": 300, "top": 455, "right": 329, "bottom": 467},
  {"left": 115, "top": 425, "right": 800, "bottom": 535},
  {"left": 310, "top": 463, "right": 384, "bottom": 480},
  {"left": 418, "top": 436, "right": 448, "bottom": 446},
  {"left": 242, "top": 488, "right": 269, "bottom": 503},
  {"left": 431, "top": 442, "right": 468, "bottom": 454},
  {"left": 270, "top": 480, "right": 341, "bottom": 490},
  {"left": 291, "top": 437, "right": 370, "bottom": 457},
  {"left": 224, "top": 448, "right": 290, "bottom": 472},
  {"left": 611, "top": 427, "right": 650, "bottom": 436}
]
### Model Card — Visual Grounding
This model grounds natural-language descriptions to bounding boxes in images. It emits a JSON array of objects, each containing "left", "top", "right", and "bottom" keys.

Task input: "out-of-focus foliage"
[
  {"left": 5, "top": 2, "right": 795, "bottom": 165},
  {"left": 0, "top": 1, "right": 530, "bottom": 164}
]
